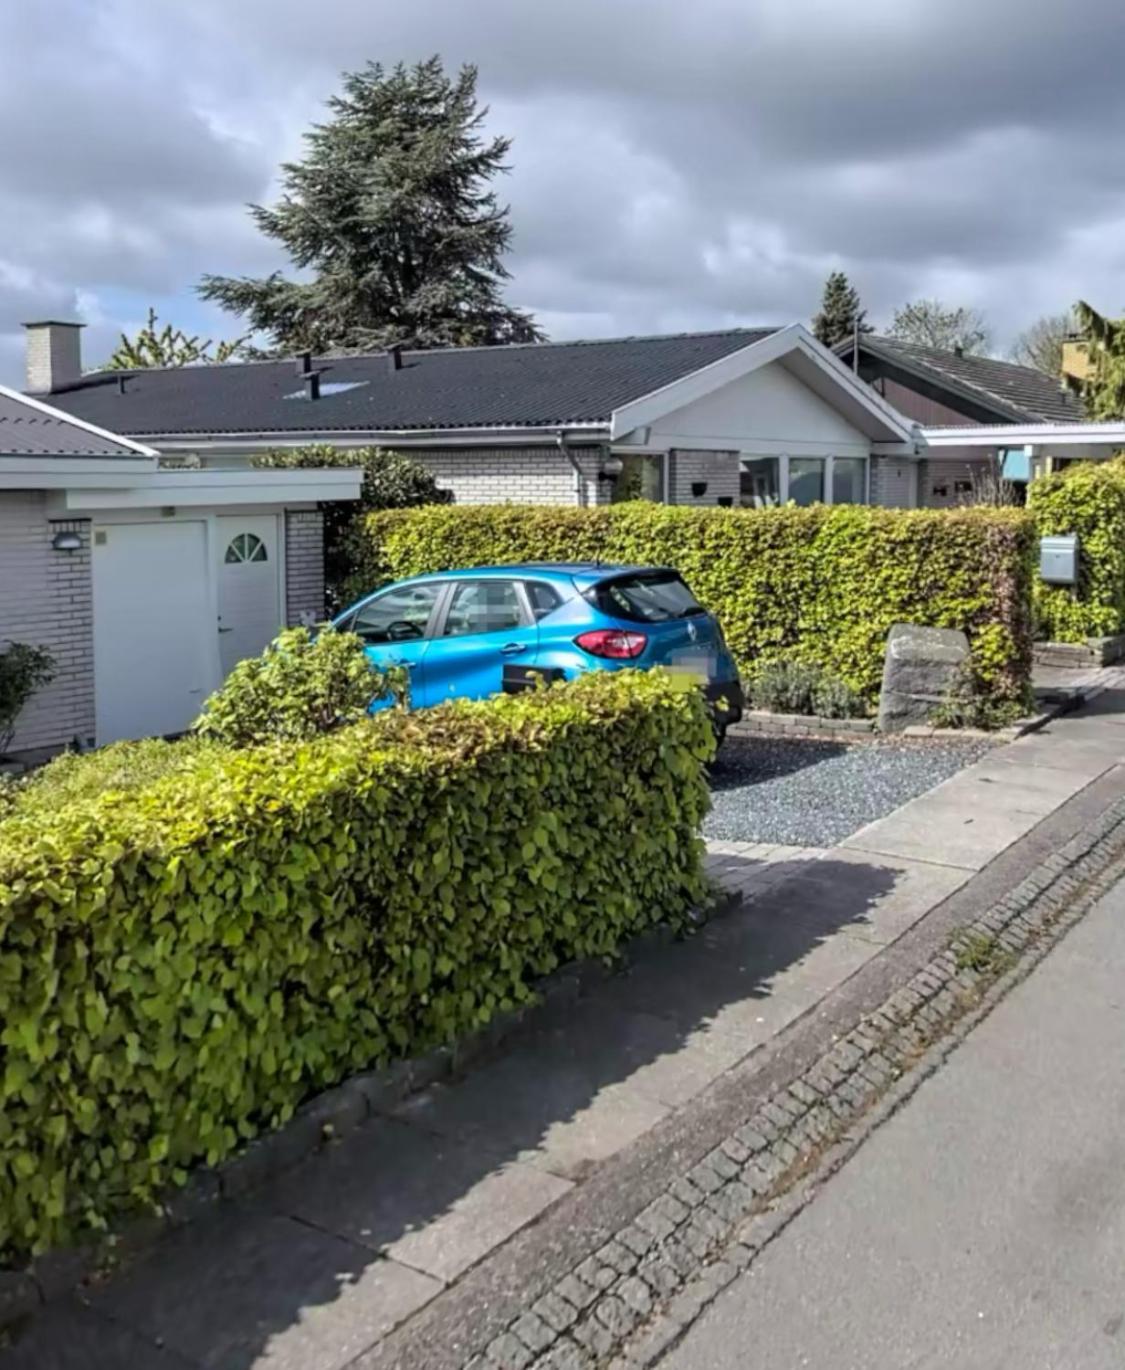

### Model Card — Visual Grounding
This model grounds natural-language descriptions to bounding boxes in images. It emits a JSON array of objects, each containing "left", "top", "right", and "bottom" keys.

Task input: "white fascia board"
[
  {"left": 0, "top": 381, "right": 160, "bottom": 458},
  {"left": 0, "top": 456, "right": 157, "bottom": 488},
  {"left": 609, "top": 324, "right": 915, "bottom": 444},
  {"left": 142, "top": 425, "right": 608, "bottom": 452},
  {"left": 59, "top": 467, "right": 364, "bottom": 512},
  {"left": 922, "top": 422, "right": 1125, "bottom": 448}
]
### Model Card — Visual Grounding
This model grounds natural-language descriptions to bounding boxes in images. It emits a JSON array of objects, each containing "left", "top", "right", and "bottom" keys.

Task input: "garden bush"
[
  {"left": 1027, "top": 459, "right": 1125, "bottom": 642},
  {"left": 193, "top": 626, "right": 402, "bottom": 746},
  {"left": 747, "top": 660, "right": 865, "bottom": 718},
  {"left": 0, "top": 670, "right": 711, "bottom": 1261},
  {"left": 357, "top": 502, "right": 1036, "bottom": 710}
]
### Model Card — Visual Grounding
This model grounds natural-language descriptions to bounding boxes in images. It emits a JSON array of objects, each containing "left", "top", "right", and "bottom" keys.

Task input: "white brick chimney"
[{"left": 23, "top": 320, "right": 84, "bottom": 394}]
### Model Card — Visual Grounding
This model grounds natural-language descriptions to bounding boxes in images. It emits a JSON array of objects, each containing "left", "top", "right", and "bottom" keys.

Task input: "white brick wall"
[
  {"left": 669, "top": 450, "right": 741, "bottom": 507},
  {"left": 870, "top": 456, "right": 918, "bottom": 509},
  {"left": 0, "top": 492, "right": 95, "bottom": 753},
  {"left": 412, "top": 446, "right": 608, "bottom": 506},
  {"left": 919, "top": 457, "right": 992, "bottom": 508},
  {"left": 285, "top": 509, "right": 326, "bottom": 625}
]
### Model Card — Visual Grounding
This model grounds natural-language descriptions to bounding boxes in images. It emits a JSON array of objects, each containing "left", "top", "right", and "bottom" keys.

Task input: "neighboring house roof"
[
  {"left": 0, "top": 385, "right": 157, "bottom": 458},
  {"left": 43, "top": 329, "right": 780, "bottom": 437},
  {"left": 839, "top": 335, "right": 1086, "bottom": 424}
]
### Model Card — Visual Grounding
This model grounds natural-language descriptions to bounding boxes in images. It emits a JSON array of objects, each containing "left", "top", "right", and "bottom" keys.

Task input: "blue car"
[{"left": 333, "top": 563, "right": 744, "bottom": 740}]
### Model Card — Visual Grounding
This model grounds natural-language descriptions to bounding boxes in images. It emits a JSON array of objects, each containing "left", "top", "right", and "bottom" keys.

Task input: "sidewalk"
[{"left": 9, "top": 675, "right": 1125, "bottom": 1370}]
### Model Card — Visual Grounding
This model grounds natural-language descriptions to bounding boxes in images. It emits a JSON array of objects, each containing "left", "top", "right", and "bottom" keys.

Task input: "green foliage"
[
  {"left": 1074, "top": 301, "right": 1125, "bottom": 419},
  {"left": 199, "top": 57, "right": 542, "bottom": 353},
  {"left": 358, "top": 502, "right": 1036, "bottom": 709},
  {"left": 0, "top": 643, "right": 55, "bottom": 754},
  {"left": 812, "top": 271, "right": 872, "bottom": 348},
  {"left": 748, "top": 660, "right": 865, "bottom": 719},
  {"left": 1027, "top": 460, "right": 1125, "bottom": 641},
  {"left": 193, "top": 627, "right": 399, "bottom": 746},
  {"left": 888, "top": 299, "right": 991, "bottom": 355},
  {"left": 930, "top": 661, "right": 1023, "bottom": 730},
  {"left": 252, "top": 444, "right": 452, "bottom": 609},
  {"left": 0, "top": 670, "right": 710, "bottom": 1259},
  {"left": 102, "top": 308, "right": 246, "bottom": 370}
]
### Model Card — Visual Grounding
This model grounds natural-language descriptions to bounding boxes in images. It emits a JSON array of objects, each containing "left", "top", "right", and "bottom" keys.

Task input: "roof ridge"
[{"left": 77, "top": 325, "right": 779, "bottom": 382}]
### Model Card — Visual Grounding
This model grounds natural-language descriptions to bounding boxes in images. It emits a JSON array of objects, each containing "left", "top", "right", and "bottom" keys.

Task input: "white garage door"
[
  {"left": 217, "top": 515, "right": 282, "bottom": 676},
  {"left": 93, "top": 521, "right": 219, "bottom": 744}
]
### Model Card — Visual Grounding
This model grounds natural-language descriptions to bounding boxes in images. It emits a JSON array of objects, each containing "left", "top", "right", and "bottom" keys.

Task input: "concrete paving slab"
[
  {"left": 270, "top": 1117, "right": 572, "bottom": 1284},
  {"left": 842, "top": 793, "right": 1046, "bottom": 870},
  {"left": 85, "top": 1210, "right": 441, "bottom": 1370},
  {"left": 0, "top": 1301, "right": 192, "bottom": 1370},
  {"left": 954, "top": 759, "right": 1093, "bottom": 815}
]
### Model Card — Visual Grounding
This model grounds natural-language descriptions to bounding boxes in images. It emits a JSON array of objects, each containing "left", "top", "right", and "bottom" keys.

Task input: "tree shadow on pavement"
[{"left": 12, "top": 852, "right": 907, "bottom": 1370}]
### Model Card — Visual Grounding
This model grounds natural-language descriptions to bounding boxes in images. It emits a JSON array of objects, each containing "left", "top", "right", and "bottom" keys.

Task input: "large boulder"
[{"left": 878, "top": 623, "right": 969, "bottom": 732}]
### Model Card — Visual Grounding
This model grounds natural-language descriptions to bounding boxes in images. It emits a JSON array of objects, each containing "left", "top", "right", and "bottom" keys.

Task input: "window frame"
[
  {"left": 521, "top": 579, "right": 565, "bottom": 621},
  {"left": 433, "top": 577, "right": 533, "bottom": 640},
  {"left": 738, "top": 454, "right": 869, "bottom": 507},
  {"left": 342, "top": 579, "right": 448, "bottom": 644}
]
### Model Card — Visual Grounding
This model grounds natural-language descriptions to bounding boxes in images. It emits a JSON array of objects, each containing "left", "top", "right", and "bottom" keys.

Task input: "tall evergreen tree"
[
  {"left": 199, "top": 57, "right": 542, "bottom": 354},
  {"left": 1074, "top": 300, "right": 1125, "bottom": 419},
  {"left": 812, "top": 271, "right": 871, "bottom": 347}
]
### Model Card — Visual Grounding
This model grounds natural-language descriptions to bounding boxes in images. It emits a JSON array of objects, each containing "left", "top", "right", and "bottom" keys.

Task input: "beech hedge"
[
  {"left": 1027, "top": 460, "right": 1125, "bottom": 642},
  {"left": 0, "top": 670, "right": 711, "bottom": 1261},
  {"left": 357, "top": 502, "right": 1036, "bottom": 708}
]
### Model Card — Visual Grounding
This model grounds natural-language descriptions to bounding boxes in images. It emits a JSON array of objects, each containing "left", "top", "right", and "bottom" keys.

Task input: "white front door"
[
  {"left": 217, "top": 514, "right": 282, "bottom": 676},
  {"left": 93, "top": 520, "right": 218, "bottom": 743}
]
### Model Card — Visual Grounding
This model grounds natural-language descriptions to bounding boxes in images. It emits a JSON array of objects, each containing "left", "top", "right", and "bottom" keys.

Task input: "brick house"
[{"left": 1, "top": 333, "right": 360, "bottom": 755}]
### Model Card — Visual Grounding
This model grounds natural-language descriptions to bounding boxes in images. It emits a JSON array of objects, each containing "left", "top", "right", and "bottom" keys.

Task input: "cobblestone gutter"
[{"left": 471, "top": 798, "right": 1125, "bottom": 1370}]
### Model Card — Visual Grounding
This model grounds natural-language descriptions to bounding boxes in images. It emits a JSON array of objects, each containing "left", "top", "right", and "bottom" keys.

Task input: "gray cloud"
[{"left": 2, "top": 0, "right": 1125, "bottom": 386}]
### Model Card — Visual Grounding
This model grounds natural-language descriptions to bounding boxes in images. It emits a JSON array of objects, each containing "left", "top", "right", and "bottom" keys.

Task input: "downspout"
[{"left": 557, "top": 430, "right": 588, "bottom": 507}]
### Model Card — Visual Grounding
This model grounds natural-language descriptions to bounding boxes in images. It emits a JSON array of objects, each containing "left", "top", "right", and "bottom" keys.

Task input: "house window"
[
  {"left": 613, "top": 454, "right": 665, "bottom": 503},
  {"left": 788, "top": 459, "right": 825, "bottom": 507},
  {"left": 832, "top": 458, "right": 867, "bottom": 505},
  {"left": 224, "top": 533, "right": 268, "bottom": 564},
  {"left": 740, "top": 457, "right": 781, "bottom": 508}
]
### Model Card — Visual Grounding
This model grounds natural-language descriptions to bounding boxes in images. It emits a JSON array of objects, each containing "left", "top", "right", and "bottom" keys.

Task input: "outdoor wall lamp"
[
  {"left": 51, "top": 530, "right": 82, "bottom": 552},
  {"left": 598, "top": 455, "right": 624, "bottom": 483}
]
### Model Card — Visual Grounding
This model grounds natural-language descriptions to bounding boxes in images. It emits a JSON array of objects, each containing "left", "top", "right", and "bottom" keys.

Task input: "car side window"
[
  {"left": 352, "top": 583, "right": 440, "bottom": 644},
  {"left": 442, "top": 580, "right": 524, "bottom": 638},
  {"left": 524, "top": 581, "right": 563, "bottom": 621}
]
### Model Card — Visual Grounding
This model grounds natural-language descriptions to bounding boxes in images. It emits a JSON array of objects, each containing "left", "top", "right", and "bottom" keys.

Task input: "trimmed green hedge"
[
  {"left": 0, "top": 671, "right": 711, "bottom": 1260},
  {"left": 1027, "top": 460, "right": 1125, "bottom": 642},
  {"left": 356, "top": 503, "right": 1037, "bottom": 708}
]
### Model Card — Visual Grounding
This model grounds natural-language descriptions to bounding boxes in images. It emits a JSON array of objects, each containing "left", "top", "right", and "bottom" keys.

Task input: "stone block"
[{"left": 878, "top": 623, "right": 970, "bottom": 732}]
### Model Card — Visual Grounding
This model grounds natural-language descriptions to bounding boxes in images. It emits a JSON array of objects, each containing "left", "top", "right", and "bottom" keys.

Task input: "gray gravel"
[{"left": 705, "top": 733, "right": 996, "bottom": 847}]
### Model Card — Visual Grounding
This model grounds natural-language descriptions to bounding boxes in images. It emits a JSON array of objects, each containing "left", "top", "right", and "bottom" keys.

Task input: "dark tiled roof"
[
  {"left": 857, "top": 336, "right": 1086, "bottom": 424},
  {"left": 43, "top": 329, "right": 778, "bottom": 438},
  {"left": 0, "top": 390, "right": 147, "bottom": 457}
]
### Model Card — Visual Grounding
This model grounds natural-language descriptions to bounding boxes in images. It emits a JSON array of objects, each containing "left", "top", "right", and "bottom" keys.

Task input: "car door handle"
[
  {"left": 501, "top": 643, "right": 528, "bottom": 655},
  {"left": 388, "top": 659, "right": 417, "bottom": 670}
]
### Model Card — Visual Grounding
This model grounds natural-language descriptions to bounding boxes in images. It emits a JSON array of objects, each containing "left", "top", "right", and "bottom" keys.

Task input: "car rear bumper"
[{"left": 703, "top": 678, "right": 744, "bottom": 726}]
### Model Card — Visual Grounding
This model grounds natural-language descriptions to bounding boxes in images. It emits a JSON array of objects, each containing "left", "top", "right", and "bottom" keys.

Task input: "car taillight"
[{"left": 574, "top": 629, "right": 647, "bottom": 659}]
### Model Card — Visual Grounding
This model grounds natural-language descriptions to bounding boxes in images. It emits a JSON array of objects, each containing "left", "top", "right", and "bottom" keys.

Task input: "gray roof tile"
[{"left": 0, "top": 391, "right": 146, "bottom": 457}]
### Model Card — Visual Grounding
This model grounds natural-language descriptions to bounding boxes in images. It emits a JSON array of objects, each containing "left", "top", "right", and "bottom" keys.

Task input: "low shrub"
[
  {"left": 0, "top": 642, "right": 55, "bottom": 754},
  {"left": 747, "top": 660, "right": 865, "bottom": 718},
  {"left": 930, "top": 662, "right": 1024, "bottom": 731},
  {"left": 0, "top": 669, "right": 711, "bottom": 1260},
  {"left": 357, "top": 502, "right": 1036, "bottom": 710},
  {"left": 193, "top": 626, "right": 401, "bottom": 747},
  {"left": 1027, "top": 459, "right": 1125, "bottom": 642}
]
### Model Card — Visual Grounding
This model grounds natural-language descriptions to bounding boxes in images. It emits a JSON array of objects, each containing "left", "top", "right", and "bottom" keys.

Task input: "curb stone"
[{"left": 474, "top": 796, "right": 1125, "bottom": 1370}]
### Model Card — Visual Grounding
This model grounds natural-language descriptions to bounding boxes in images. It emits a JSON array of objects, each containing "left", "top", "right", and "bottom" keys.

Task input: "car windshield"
[{"left": 587, "top": 572, "right": 706, "bottom": 623}]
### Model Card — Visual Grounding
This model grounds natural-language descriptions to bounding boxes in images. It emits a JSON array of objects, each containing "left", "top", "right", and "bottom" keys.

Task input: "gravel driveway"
[{"left": 705, "top": 733, "right": 996, "bottom": 847}]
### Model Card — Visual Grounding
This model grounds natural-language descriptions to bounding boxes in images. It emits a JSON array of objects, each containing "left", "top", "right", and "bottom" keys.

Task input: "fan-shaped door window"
[{"left": 224, "top": 532, "right": 268, "bottom": 564}]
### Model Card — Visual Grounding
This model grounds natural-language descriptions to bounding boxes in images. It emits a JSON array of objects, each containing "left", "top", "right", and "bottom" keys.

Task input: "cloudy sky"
[{"left": 2, "top": 0, "right": 1122, "bottom": 385}]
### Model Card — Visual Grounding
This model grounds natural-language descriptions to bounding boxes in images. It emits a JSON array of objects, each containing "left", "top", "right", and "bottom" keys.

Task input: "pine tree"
[
  {"left": 812, "top": 272, "right": 871, "bottom": 347},
  {"left": 199, "top": 58, "right": 542, "bottom": 354},
  {"left": 1074, "top": 301, "right": 1125, "bottom": 419}
]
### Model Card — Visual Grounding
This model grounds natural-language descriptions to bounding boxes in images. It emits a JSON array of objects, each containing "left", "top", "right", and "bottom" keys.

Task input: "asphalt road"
[{"left": 661, "top": 871, "right": 1125, "bottom": 1370}]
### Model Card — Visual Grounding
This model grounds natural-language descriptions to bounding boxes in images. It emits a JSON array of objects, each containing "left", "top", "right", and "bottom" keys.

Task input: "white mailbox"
[{"left": 1039, "top": 534, "right": 1079, "bottom": 585}]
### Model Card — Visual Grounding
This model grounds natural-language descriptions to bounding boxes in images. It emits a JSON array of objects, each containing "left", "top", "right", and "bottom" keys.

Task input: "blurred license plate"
[{"left": 669, "top": 648, "right": 717, "bottom": 682}]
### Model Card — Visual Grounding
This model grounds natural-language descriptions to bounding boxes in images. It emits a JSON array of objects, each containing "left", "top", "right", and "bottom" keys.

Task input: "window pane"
[
  {"left": 788, "top": 458, "right": 825, "bottom": 507},
  {"left": 832, "top": 458, "right": 866, "bottom": 505},
  {"left": 443, "top": 581, "right": 523, "bottom": 638},
  {"left": 524, "top": 582, "right": 563, "bottom": 620},
  {"left": 614, "top": 454, "right": 664, "bottom": 503},
  {"left": 588, "top": 572, "right": 705, "bottom": 624},
  {"left": 353, "top": 582, "right": 439, "bottom": 643},
  {"left": 740, "top": 458, "right": 780, "bottom": 508}
]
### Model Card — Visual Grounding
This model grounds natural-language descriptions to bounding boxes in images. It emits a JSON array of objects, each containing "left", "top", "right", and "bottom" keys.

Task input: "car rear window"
[{"left": 586, "top": 572, "right": 706, "bottom": 623}]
